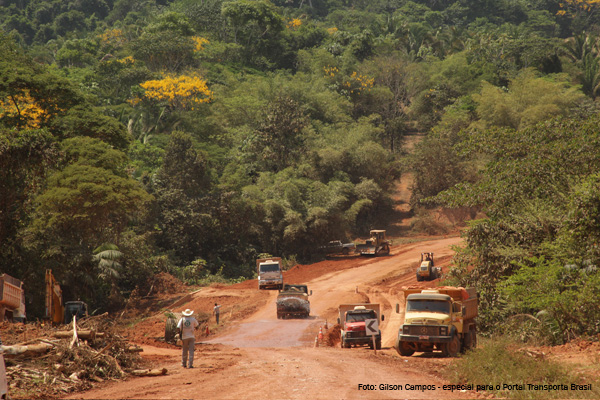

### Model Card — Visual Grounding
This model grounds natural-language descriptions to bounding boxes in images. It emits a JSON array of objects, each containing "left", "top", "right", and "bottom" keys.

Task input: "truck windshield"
[
  {"left": 407, "top": 300, "right": 450, "bottom": 314},
  {"left": 346, "top": 311, "right": 376, "bottom": 322},
  {"left": 259, "top": 263, "right": 280, "bottom": 273}
]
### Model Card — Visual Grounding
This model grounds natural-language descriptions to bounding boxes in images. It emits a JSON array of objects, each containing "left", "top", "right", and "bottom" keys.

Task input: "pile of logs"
[{"left": 1, "top": 314, "right": 165, "bottom": 397}]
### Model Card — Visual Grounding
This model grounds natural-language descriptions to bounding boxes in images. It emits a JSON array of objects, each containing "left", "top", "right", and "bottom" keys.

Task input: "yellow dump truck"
[{"left": 395, "top": 287, "right": 477, "bottom": 357}]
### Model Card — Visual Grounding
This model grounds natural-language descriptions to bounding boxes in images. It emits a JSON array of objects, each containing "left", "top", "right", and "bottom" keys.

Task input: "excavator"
[{"left": 45, "top": 270, "right": 88, "bottom": 324}]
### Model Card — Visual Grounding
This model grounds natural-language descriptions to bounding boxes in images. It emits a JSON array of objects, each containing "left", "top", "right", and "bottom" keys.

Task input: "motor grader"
[{"left": 356, "top": 230, "right": 390, "bottom": 256}]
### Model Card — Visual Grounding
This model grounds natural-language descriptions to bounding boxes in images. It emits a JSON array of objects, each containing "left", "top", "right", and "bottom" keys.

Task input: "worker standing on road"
[
  {"left": 177, "top": 309, "right": 199, "bottom": 368},
  {"left": 213, "top": 303, "right": 221, "bottom": 325}
]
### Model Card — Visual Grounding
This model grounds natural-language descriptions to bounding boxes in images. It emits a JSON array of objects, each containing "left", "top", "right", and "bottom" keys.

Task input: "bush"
[{"left": 444, "top": 337, "right": 600, "bottom": 399}]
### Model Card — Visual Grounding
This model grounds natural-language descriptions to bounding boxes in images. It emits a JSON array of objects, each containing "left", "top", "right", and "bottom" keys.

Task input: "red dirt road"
[{"left": 66, "top": 237, "right": 483, "bottom": 400}]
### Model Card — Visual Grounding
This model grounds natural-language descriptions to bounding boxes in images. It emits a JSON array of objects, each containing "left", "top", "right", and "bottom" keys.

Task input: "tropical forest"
[{"left": 2, "top": 0, "right": 600, "bottom": 343}]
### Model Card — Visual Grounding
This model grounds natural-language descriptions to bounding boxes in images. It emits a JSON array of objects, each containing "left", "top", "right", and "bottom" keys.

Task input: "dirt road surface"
[{"left": 66, "top": 237, "right": 483, "bottom": 400}]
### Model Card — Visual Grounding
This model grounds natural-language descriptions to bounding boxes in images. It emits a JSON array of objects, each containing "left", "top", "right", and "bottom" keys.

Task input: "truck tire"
[
  {"left": 462, "top": 331, "right": 475, "bottom": 351},
  {"left": 341, "top": 338, "right": 350, "bottom": 348},
  {"left": 342, "top": 248, "right": 349, "bottom": 255},
  {"left": 416, "top": 273, "right": 422, "bottom": 282},
  {"left": 164, "top": 316, "right": 178, "bottom": 344},
  {"left": 396, "top": 340, "right": 415, "bottom": 357},
  {"left": 442, "top": 334, "right": 461, "bottom": 357}
]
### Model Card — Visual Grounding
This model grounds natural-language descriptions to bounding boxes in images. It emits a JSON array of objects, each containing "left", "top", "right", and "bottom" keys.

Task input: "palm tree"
[
  {"left": 563, "top": 32, "right": 597, "bottom": 62},
  {"left": 582, "top": 53, "right": 600, "bottom": 98},
  {"left": 92, "top": 243, "right": 123, "bottom": 281}
]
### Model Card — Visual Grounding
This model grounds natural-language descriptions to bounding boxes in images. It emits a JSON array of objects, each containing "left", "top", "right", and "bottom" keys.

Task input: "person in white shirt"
[
  {"left": 213, "top": 303, "right": 221, "bottom": 324},
  {"left": 177, "top": 309, "right": 199, "bottom": 368}
]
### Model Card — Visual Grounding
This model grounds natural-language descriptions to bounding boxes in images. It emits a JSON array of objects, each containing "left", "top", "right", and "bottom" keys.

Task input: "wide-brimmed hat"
[{"left": 182, "top": 309, "right": 194, "bottom": 316}]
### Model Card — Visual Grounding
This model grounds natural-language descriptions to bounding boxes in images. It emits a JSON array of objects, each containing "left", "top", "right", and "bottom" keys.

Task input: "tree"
[
  {"left": 221, "top": 0, "right": 285, "bottom": 66},
  {"left": 132, "top": 31, "right": 197, "bottom": 72},
  {"left": 27, "top": 137, "right": 152, "bottom": 290},
  {"left": 0, "top": 127, "right": 58, "bottom": 248},
  {"left": 154, "top": 131, "right": 214, "bottom": 265},
  {"left": 137, "top": 74, "right": 213, "bottom": 110},
  {"left": 248, "top": 95, "right": 308, "bottom": 172},
  {"left": 473, "top": 69, "right": 584, "bottom": 130},
  {"left": 0, "top": 39, "right": 83, "bottom": 129},
  {"left": 49, "top": 105, "right": 131, "bottom": 150},
  {"left": 93, "top": 243, "right": 123, "bottom": 281}
]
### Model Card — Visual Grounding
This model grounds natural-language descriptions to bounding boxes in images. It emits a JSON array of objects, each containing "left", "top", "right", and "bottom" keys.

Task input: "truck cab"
[
  {"left": 276, "top": 284, "right": 312, "bottom": 319},
  {"left": 338, "top": 304, "right": 384, "bottom": 349},
  {"left": 257, "top": 258, "right": 283, "bottom": 290},
  {"left": 396, "top": 287, "right": 477, "bottom": 357},
  {"left": 64, "top": 301, "right": 88, "bottom": 324}
]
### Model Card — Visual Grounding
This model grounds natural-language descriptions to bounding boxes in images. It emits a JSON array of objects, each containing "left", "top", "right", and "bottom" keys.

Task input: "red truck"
[{"left": 338, "top": 304, "right": 384, "bottom": 349}]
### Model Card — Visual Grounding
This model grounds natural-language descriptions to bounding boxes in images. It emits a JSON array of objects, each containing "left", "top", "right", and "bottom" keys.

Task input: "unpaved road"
[{"left": 67, "top": 237, "right": 481, "bottom": 400}]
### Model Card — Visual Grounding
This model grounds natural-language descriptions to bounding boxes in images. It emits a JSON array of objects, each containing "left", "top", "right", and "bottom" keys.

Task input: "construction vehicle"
[
  {"left": 319, "top": 240, "right": 356, "bottom": 256},
  {"left": 257, "top": 257, "right": 283, "bottom": 290},
  {"left": 45, "top": 269, "right": 64, "bottom": 324},
  {"left": 276, "top": 284, "right": 312, "bottom": 319},
  {"left": 0, "top": 273, "right": 25, "bottom": 322},
  {"left": 416, "top": 252, "right": 441, "bottom": 281},
  {"left": 356, "top": 230, "right": 390, "bottom": 256},
  {"left": 338, "top": 304, "right": 384, "bottom": 349},
  {"left": 45, "top": 270, "right": 89, "bottom": 324},
  {"left": 395, "top": 287, "right": 478, "bottom": 357},
  {"left": 64, "top": 301, "right": 88, "bottom": 324}
]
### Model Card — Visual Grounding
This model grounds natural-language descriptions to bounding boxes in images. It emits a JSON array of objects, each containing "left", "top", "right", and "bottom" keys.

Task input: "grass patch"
[{"left": 443, "top": 337, "right": 600, "bottom": 399}]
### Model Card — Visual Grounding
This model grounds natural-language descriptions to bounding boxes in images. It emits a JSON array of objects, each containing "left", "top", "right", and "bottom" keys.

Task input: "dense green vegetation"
[{"left": 2, "top": 0, "right": 600, "bottom": 342}]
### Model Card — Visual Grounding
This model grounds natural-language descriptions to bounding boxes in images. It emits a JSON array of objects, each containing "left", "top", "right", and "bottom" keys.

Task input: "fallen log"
[
  {"left": 0, "top": 343, "right": 54, "bottom": 356},
  {"left": 53, "top": 330, "right": 105, "bottom": 340},
  {"left": 126, "top": 346, "right": 143, "bottom": 353},
  {"left": 130, "top": 368, "right": 168, "bottom": 377}
]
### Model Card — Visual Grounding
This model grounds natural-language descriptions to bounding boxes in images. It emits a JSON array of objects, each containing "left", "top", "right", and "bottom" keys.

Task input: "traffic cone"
[
  {"left": 205, "top": 326, "right": 210, "bottom": 336},
  {"left": 318, "top": 327, "right": 323, "bottom": 341},
  {"left": 314, "top": 336, "right": 318, "bottom": 348},
  {"left": 324, "top": 320, "right": 328, "bottom": 330}
]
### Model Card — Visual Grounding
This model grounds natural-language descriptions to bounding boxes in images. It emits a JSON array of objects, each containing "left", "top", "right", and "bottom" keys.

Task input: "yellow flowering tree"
[
  {"left": 323, "top": 66, "right": 374, "bottom": 101},
  {"left": 287, "top": 18, "right": 302, "bottom": 29},
  {"left": 137, "top": 74, "right": 213, "bottom": 110},
  {"left": 0, "top": 91, "right": 46, "bottom": 128},
  {"left": 192, "top": 36, "right": 209, "bottom": 52},
  {"left": 557, "top": 0, "right": 600, "bottom": 23}
]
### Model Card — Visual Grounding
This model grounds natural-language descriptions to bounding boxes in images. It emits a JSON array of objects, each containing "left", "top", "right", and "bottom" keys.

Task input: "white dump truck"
[{"left": 257, "top": 257, "right": 283, "bottom": 290}]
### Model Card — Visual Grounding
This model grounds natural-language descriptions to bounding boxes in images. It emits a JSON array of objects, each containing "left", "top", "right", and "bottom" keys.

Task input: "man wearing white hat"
[{"left": 177, "top": 309, "right": 199, "bottom": 368}]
